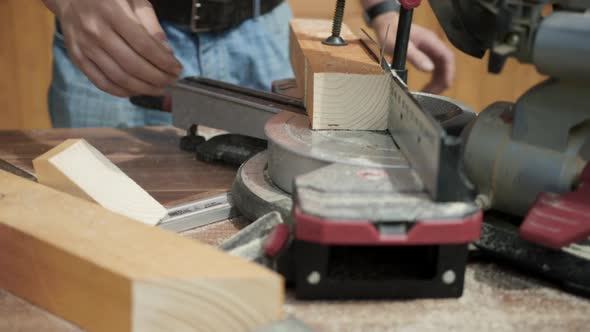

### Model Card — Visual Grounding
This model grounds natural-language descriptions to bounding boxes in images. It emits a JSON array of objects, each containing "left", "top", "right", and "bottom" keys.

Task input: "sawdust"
[{"left": 284, "top": 262, "right": 590, "bottom": 332}]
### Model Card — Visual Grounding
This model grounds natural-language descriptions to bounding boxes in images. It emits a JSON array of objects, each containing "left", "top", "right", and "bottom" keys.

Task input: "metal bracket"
[
  {"left": 159, "top": 193, "right": 238, "bottom": 232},
  {"left": 171, "top": 77, "right": 305, "bottom": 139}
]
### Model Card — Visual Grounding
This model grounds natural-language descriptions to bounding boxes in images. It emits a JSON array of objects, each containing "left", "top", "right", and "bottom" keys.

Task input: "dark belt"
[{"left": 150, "top": 0, "right": 284, "bottom": 33}]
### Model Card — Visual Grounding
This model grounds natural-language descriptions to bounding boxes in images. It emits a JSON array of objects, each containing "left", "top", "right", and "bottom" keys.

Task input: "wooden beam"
[
  {"left": 289, "top": 19, "right": 389, "bottom": 130},
  {"left": 0, "top": 170, "right": 283, "bottom": 332},
  {"left": 33, "top": 139, "right": 167, "bottom": 226}
]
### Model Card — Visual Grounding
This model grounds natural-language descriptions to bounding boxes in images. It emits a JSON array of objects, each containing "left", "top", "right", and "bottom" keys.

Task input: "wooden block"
[
  {"left": 33, "top": 139, "right": 167, "bottom": 226},
  {"left": 289, "top": 19, "right": 389, "bottom": 130},
  {"left": 0, "top": 170, "right": 283, "bottom": 332}
]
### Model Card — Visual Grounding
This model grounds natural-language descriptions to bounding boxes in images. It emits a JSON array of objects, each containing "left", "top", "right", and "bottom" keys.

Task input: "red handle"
[
  {"left": 400, "top": 0, "right": 422, "bottom": 9},
  {"left": 264, "top": 224, "right": 290, "bottom": 257},
  {"left": 520, "top": 164, "right": 590, "bottom": 249}
]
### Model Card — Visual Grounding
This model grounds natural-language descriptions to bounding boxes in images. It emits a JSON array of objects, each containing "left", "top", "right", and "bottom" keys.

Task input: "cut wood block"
[
  {"left": 289, "top": 19, "right": 389, "bottom": 130},
  {"left": 0, "top": 170, "right": 283, "bottom": 332},
  {"left": 33, "top": 139, "right": 167, "bottom": 226}
]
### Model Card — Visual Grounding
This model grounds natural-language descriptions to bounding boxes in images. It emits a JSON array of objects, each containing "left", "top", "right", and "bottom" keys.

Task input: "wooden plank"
[
  {"left": 0, "top": 289, "right": 80, "bottom": 332},
  {"left": 289, "top": 19, "right": 389, "bottom": 130},
  {"left": 0, "top": 170, "right": 283, "bottom": 332},
  {"left": 32, "top": 139, "right": 168, "bottom": 226}
]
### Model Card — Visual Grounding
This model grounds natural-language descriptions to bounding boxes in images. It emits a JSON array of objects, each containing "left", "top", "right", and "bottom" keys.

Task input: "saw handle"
[
  {"left": 520, "top": 164, "right": 590, "bottom": 249},
  {"left": 129, "top": 95, "right": 172, "bottom": 113},
  {"left": 400, "top": 0, "right": 421, "bottom": 9}
]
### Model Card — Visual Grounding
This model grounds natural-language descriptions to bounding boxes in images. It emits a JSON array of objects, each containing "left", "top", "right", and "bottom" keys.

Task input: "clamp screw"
[{"left": 323, "top": 0, "right": 348, "bottom": 46}]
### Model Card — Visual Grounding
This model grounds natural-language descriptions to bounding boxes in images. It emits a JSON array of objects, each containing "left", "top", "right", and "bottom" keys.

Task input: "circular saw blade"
[{"left": 233, "top": 93, "right": 476, "bottom": 220}]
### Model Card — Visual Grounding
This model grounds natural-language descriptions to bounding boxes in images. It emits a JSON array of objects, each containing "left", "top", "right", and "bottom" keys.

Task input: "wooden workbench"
[{"left": 1, "top": 126, "right": 588, "bottom": 332}]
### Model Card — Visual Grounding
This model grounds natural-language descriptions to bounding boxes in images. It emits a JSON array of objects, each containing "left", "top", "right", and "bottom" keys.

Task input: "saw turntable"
[{"left": 234, "top": 99, "right": 480, "bottom": 299}]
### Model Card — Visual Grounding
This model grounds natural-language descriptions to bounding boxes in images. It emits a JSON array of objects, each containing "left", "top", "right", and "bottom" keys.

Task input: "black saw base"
[
  {"left": 475, "top": 211, "right": 590, "bottom": 298},
  {"left": 179, "top": 125, "right": 267, "bottom": 167},
  {"left": 276, "top": 241, "right": 470, "bottom": 299},
  {"left": 195, "top": 134, "right": 267, "bottom": 166}
]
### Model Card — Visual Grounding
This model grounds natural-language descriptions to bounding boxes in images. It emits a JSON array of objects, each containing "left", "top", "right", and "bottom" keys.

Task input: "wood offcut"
[{"left": 33, "top": 139, "right": 167, "bottom": 226}]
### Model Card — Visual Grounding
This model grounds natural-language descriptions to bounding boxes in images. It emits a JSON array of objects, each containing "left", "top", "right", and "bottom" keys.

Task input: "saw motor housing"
[{"left": 431, "top": 0, "right": 590, "bottom": 249}]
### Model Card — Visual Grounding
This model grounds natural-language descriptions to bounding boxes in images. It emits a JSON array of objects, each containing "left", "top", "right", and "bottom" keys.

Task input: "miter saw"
[
  {"left": 135, "top": 0, "right": 590, "bottom": 297},
  {"left": 165, "top": 0, "right": 486, "bottom": 298},
  {"left": 170, "top": 70, "right": 481, "bottom": 299}
]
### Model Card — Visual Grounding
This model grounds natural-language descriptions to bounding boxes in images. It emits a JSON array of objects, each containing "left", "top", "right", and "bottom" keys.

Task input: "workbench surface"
[{"left": 1, "top": 126, "right": 588, "bottom": 332}]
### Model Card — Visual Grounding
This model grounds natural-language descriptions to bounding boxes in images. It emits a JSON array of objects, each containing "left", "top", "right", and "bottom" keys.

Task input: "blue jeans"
[{"left": 49, "top": 3, "right": 294, "bottom": 128}]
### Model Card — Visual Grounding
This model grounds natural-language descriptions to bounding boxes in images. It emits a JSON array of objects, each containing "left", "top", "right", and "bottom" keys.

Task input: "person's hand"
[
  {"left": 371, "top": 11, "right": 455, "bottom": 94},
  {"left": 43, "top": 0, "right": 183, "bottom": 97}
]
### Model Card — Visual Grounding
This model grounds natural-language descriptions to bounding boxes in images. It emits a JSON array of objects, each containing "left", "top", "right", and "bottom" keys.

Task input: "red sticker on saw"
[{"left": 356, "top": 169, "right": 388, "bottom": 181}]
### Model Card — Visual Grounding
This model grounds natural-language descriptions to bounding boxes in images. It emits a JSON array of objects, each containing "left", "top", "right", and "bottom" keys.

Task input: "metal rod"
[
  {"left": 391, "top": 7, "right": 414, "bottom": 83},
  {"left": 159, "top": 193, "right": 238, "bottom": 232}
]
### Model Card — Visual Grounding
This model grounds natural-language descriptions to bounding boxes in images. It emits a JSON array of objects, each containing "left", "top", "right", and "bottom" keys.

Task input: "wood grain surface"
[
  {"left": 1, "top": 127, "right": 589, "bottom": 332},
  {"left": 0, "top": 126, "right": 237, "bottom": 203},
  {"left": 289, "top": 19, "right": 390, "bottom": 130},
  {"left": 33, "top": 139, "right": 168, "bottom": 225}
]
